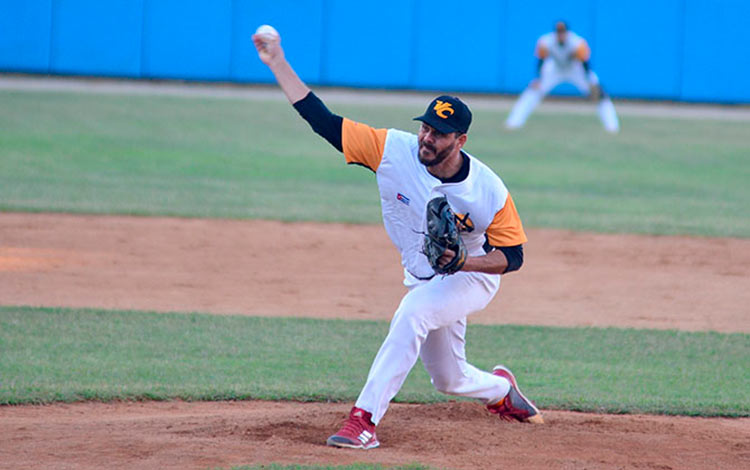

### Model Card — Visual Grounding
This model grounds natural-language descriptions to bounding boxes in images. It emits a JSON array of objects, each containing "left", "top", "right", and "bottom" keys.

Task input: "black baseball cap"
[{"left": 413, "top": 95, "right": 472, "bottom": 134}]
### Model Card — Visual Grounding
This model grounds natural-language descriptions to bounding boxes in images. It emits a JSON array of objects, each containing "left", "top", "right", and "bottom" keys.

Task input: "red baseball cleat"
[
  {"left": 326, "top": 406, "right": 380, "bottom": 449},
  {"left": 487, "top": 365, "right": 544, "bottom": 424}
]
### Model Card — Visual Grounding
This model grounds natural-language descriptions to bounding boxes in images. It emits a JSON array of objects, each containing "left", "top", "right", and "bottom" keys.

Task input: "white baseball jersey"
[
  {"left": 535, "top": 31, "right": 590, "bottom": 69},
  {"left": 341, "top": 119, "right": 527, "bottom": 281}
]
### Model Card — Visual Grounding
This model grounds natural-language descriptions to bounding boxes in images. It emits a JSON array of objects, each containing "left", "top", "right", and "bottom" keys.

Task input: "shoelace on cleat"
[{"left": 339, "top": 415, "right": 369, "bottom": 438}]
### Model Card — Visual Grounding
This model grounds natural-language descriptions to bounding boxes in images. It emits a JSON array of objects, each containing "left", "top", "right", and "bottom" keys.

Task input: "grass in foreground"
[
  {"left": 1, "top": 306, "right": 747, "bottom": 417},
  {"left": 0, "top": 90, "right": 748, "bottom": 237}
]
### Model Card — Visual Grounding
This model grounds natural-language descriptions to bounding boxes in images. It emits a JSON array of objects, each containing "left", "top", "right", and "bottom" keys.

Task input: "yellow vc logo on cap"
[{"left": 433, "top": 100, "right": 454, "bottom": 119}]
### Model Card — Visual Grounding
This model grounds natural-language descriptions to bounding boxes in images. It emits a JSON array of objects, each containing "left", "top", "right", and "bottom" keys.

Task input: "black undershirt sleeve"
[
  {"left": 498, "top": 245, "right": 524, "bottom": 273},
  {"left": 483, "top": 240, "right": 524, "bottom": 274},
  {"left": 292, "top": 92, "right": 344, "bottom": 152}
]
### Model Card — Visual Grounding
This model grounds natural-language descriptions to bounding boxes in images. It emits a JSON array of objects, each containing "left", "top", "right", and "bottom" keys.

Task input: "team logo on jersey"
[
  {"left": 455, "top": 212, "right": 475, "bottom": 233},
  {"left": 396, "top": 193, "right": 411, "bottom": 205},
  {"left": 433, "top": 100, "right": 455, "bottom": 119}
]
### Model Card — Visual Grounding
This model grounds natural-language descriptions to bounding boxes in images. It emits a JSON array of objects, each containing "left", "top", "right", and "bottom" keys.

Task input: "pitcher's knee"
[{"left": 430, "top": 374, "right": 464, "bottom": 395}]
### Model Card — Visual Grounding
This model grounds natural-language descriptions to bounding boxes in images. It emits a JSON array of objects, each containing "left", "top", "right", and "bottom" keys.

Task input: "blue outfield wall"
[
  {"left": 50, "top": 0, "right": 144, "bottom": 77},
  {"left": 594, "top": 0, "right": 684, "bottom": 100},
  {"left": 141, "top": 0, "right": 233, "bottom": 81},
  {"left": 0, "top": 0, "right": 52, "bottom": 73},
  {"left": 411, "top": 0, "right": 507, "bottom": 92},
  {"left": 681, "top": 0, "right": 749, "bottom": 102},
  {"left": 0, "top": 0, "right": 747, "bottom": 103}
]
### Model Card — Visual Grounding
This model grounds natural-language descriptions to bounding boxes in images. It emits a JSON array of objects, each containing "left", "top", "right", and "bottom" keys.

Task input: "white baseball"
[{"left": 255, "top": 24, "right": 279, "bottom": 42}]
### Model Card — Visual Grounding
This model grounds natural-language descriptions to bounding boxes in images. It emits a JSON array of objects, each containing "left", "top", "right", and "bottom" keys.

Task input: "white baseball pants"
[
  {"left": 506, "top": 60, "right": 620, "bottom": 133},
  {"left": 355, "top": 270, "right": 510, "bottom": 425}
]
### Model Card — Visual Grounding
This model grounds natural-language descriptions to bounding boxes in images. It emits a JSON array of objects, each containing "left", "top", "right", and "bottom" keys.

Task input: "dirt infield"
[
  {"left": 1, "top": 212, "right": 749, "bottom": 469},
  {"left": 3, "top": 401, "right": 749, "bottom": 470},
  {"left": 2, "top": 213, "right": 749, "bottom": 332}
]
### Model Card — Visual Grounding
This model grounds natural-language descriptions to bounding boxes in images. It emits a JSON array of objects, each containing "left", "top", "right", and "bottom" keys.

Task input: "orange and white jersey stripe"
[
  {"left": 342, "top": 119, "right": 526, "bottom": 279},
  {"left": 342, "top": 118, "right": 387, "bottom": 171},
  {"left": 485, "top": 193, "right": 526, "bottom": 248},
  {"left": 536, "top": 31, "right": 590, "bottom": 68}
]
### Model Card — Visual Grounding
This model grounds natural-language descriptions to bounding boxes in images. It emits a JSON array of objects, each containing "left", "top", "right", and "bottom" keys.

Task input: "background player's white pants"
[
  {"left": 597, "top": 98, "right": 620, "bottom": 133},
  {"left": 505, "top": 61, "right": 620, "bottom": 133},
  {"left": 505, "top": 88, "right": 543, "bottom": 129},
  {"left": 355, "top": 271, "right": 510, "bottom": 425}
]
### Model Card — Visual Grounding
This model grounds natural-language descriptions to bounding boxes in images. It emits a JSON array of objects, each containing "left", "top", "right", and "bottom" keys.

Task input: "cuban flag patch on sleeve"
[{"left": 396, "top": 193, "right": 410, "bottom": 205}]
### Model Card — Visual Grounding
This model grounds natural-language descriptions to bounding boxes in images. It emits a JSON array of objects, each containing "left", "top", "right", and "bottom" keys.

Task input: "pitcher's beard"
[{"left": 418, "top": 141, "right": 454, "bottom": 167}]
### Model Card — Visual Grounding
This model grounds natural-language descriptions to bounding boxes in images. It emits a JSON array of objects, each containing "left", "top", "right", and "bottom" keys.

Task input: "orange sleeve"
[
  {"left": 486, "top": 194, "right": 528, "bottom": 247},
  {"left": 342, "top": 118, "right": 387, "bottom": 172},
  {"left": 575, "top": 40, "right": 591, "bottom": 61},
  {"left": 535, "top": 42, "right": 548, "bottom": 59}
]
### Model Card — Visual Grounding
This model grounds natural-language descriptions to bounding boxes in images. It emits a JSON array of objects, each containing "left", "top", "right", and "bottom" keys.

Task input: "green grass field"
[
  {"left": 1, "top": 87, "right": 749, "bottom": 428},
  {"left": 1, "top": 89, "right": 748, "bottom": 236},
  {"left": 1, "top": 306, "right": 747, "bottom": 417}
]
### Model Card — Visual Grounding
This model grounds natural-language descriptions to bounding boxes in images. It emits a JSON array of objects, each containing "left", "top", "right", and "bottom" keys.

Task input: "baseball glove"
[{"left": 423, "top": 196, "right": 467, "bottom": 275}]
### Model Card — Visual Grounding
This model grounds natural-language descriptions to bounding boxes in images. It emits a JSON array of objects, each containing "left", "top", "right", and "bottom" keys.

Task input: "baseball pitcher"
[{"left": 252, "top": 26, "right": 543, "bottom": 451}]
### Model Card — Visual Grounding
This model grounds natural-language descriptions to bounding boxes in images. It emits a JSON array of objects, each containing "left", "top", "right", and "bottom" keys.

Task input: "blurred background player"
[{"left": 505, "top": 21, "right": 620, "bottom": 133}]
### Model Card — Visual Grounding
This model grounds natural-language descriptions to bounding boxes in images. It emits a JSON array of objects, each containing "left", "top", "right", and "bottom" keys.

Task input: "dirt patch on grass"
[
  {"left": 1, "top": 212, "right": 749, "bottom": 469},
  {"left": 1, "top": 212, "right": 748, "bottom": 332}
]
